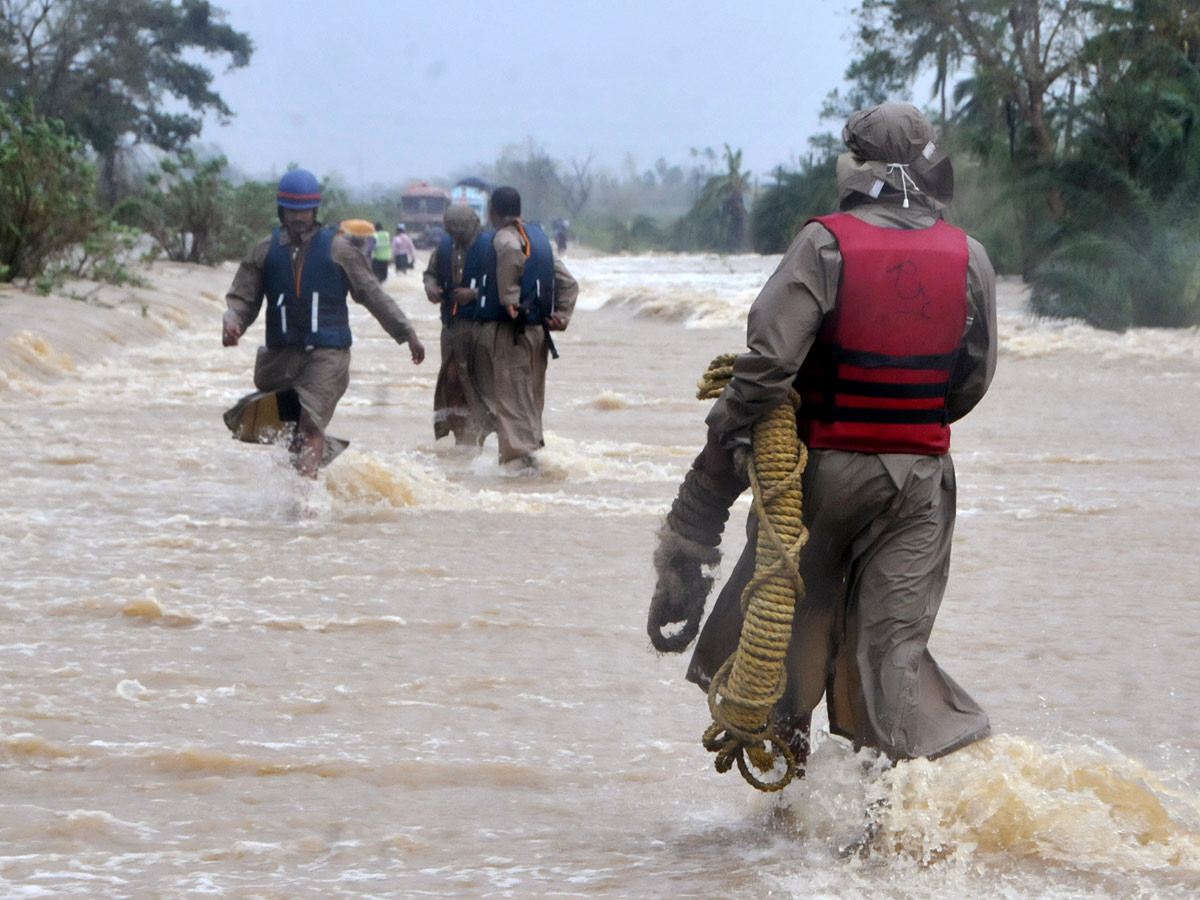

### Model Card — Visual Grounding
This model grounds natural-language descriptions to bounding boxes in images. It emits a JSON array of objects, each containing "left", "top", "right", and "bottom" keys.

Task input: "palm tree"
[{"left": 721, "top": 145, "right": 750, "bottom": 252}]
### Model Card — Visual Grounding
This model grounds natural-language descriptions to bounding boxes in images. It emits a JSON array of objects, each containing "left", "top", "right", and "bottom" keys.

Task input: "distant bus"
[
  {"left": 399, "top": 182, "right": 452, "bottom": 247},
  {"left": 450, "top": 176, "right": 492, "bottom": 223}
]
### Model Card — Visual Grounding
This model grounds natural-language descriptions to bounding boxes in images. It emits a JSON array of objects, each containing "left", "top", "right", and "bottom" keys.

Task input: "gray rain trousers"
[{"left": 687, "top": 448, "right": 990, "bottom": 761}]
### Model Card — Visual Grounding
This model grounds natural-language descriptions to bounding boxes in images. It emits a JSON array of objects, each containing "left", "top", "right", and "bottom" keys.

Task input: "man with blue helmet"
[{"left": 221, "top": 168, "right": 426, "bottom": 478}]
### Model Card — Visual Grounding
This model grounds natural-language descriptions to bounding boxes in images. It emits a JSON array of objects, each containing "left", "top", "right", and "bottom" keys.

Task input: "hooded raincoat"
[
  {"left": 424, "top": 205, "right": 492, "bottom": 445},
  {"left": 687, "top": 104, "right": 998, "bottom": 760}
]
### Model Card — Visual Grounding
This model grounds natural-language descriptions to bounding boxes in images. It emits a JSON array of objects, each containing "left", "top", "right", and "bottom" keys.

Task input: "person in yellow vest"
[{"left": 372, "top": 222, "right": 391, "bottom": 282}]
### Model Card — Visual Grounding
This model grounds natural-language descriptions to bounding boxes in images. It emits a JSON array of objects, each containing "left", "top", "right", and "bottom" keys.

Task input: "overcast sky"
[{"left": 201, "top": 0, "right": 863, "bottom": 188}]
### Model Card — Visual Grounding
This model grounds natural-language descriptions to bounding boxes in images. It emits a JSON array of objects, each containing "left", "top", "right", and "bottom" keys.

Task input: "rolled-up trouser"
[{"left": 253, "top": 345, "right": 350, "bottom": 433}]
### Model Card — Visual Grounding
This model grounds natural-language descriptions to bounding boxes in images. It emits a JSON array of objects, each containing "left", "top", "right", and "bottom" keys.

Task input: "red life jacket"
[{"left": 796, "top": 213, "right": 969, "bottom": 455}]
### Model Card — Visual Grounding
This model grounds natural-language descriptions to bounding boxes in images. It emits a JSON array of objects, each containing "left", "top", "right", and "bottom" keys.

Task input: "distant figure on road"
[
  {"left": 372, "top": 222, "right": 391, "bottom": 282},
  {"left": 392, "top": 224, "right": 417, "bottom": 274},
  {"left": 338, "top": 219, "right": 376, "bottom": 263}
]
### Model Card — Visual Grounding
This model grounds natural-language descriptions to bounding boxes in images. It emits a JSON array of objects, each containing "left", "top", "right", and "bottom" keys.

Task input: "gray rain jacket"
[{"left": 688, "top": 104, "right": 997, "bottom": 760}]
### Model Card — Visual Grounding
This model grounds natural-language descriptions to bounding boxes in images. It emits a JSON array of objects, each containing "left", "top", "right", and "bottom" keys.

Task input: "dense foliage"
[
  {"left": 117, "top": 150, "right": 276, "bottom": 264},
  {"left": 669, "top": 146, "right": 750, "bottom": 253},
  {"left": 0, "top": 0, "right": 252, "bottom": 200},
  {"left": 4, "top": 0, "right": 1200, "bottom": 333},
  {"left": 752, "top": 0, "right": 1200, "bottom": 330},
  {"left": 748, "top": 157, "right": 839, "bottom": 254},
  {"left": 0, "top": 100, "right": 95, "bottom": 280}
]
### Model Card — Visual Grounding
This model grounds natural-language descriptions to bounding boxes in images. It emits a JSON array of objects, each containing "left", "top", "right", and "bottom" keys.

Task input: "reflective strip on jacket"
[
  {"left": 261, "top": 227, "right": 352, "bottom": 348},
  {"left": 436, "top": 229, "right": 496, "bottom": 324}
]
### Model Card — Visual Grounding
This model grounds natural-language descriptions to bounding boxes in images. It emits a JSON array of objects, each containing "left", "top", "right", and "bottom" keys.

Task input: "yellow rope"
[{"left": 696, "top": 353, "right": 809, "bottom": 791}]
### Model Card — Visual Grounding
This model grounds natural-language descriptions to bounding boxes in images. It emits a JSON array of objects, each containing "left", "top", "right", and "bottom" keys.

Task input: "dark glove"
[
  {"left": 647, "top": 439, "right": 748, "bottom": 653},
  {"left": 692, "top": 434, "right": 750, "bottom": 501}
]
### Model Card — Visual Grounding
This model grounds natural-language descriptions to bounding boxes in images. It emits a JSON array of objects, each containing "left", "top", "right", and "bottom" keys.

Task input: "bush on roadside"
[
  {"left": 0, "top": 101, "right": 99, "bottom": 281},
  {"left": 574, "top": 215, "right": 668, "bottom": 254},
  {"left": 119, "top": 150, "right": 275, "bottom": 265},
  {"left": 68, "top": 221, "right": 148, "bottom": 287},
  {"left": 119, "top": 150, "right": 229, "bottom": 264}
]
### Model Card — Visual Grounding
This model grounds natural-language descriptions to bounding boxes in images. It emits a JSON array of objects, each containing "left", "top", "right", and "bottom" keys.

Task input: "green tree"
[
  {"left": 124, "top": 149, "right": 226, "bottom": 263},
  {"left": 671, "top": 145, "right": 751, "bottom": 253},
  {"left": 834, "top": 2, "right": 1101, "bottom": 276},
  {"left": 843, "top": 0, "right": 1094, "bottom": 165},
  {"left": 1028, "top": 162, "right": 1200, "bottom": 329},
  {"left": 0, "top": 0, "right": 252, "bottom": 201},
  {"left": 834, "top": 0, "right": 1200, "bottom": 329},
  {"left": 211, "top": 177, "right": 277, "bottom": 261},
  {"left": 0, "top": 100, "right": 96, "bottom": 280},
  {"left": 1024, "top": 2, "right": 1200, "bottom": 328},
  {"left": 120, "top": 149, "right": 274, "bottom": 264},
  {"left": 749, "top": 154, "right": 840, "bottom": 254},
  {"left": 1071, "top": 0, "right": 1200, "bottom": 197}
]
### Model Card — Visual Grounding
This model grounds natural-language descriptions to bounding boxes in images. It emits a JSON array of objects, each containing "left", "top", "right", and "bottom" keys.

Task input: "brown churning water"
[{"left": 1, "top": 254, "right": 1198, "bottom": 898}]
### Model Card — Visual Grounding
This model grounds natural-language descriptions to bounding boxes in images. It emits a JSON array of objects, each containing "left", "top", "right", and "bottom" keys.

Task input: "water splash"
[{"left": 872, "top": 734, "right": 1200, "bottom": 872}]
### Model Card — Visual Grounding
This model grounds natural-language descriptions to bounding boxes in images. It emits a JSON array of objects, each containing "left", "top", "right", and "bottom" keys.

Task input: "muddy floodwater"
[{"left": 2, "top": 252, "right": 1199, "bottom": 898}]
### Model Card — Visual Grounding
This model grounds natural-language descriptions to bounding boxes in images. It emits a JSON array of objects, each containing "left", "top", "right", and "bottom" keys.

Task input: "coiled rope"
[{"left": 696, "top": 354, "right": 810, "bottom": 791}]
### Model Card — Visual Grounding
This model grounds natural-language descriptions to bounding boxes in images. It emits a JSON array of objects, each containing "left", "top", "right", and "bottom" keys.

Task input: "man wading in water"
[
  {"left": 222, "top": 168, "right": 425, "bottom": 478},
  {"left": 652, "top": 103, "right": 997, "bottom": 775}
]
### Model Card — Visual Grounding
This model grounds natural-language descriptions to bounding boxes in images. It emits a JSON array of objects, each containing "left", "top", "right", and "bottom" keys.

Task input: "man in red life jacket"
[{"left": 686, "top": 104, "right": 998, "bottom": 767}]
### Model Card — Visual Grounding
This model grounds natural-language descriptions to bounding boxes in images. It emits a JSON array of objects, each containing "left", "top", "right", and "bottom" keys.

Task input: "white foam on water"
[
  {"left": 4, "top": 255, "right": 1200, "bottom": 899},
  {"left": 1001, "top": 313, "right": 1200, "bottom": 362},
  {"left": 709, "top": 730, "right": 1200, "bottom": 900},
  {"left": 569, "top": 252, "right": 776, "bottom": 328},
  {"left": 316, "top": 437, "right": 681, "bottom": 518}
]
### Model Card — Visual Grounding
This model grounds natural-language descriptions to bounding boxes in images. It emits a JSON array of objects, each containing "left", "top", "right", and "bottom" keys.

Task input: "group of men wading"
[
  {"left": 221, "top": 170, "right": 576, "bottom": 477},
  {"left": 422, "top": 188, "right": 578, "bottom": 468},
  {"left": 222, "top": 101, "right": 997, "bottom": 791}
]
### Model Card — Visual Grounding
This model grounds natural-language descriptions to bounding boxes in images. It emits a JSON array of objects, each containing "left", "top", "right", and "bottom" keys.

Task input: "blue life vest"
[
  {"left": 261, "top": 227, "right": 352, "bottom": 348},
  {"left": 477, "top": 222, "right": 556, "bottom": 324},
  {"left": 435, "top": 229, "right": 496, "bottom": 324}
]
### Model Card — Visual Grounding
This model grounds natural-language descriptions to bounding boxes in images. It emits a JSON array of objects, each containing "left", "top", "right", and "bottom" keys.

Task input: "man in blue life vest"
[
  {"left": 221, "top": 168, "right": 426, "bottom": 478},
  {"left": 437, "top": 186, "right": 579, "bottom": 470},
  {"left": 422, "top": 203, "right": 493, "bottom": 446},
  {"left": 674, "top": 104, "right": 998, "bottom": 770}
]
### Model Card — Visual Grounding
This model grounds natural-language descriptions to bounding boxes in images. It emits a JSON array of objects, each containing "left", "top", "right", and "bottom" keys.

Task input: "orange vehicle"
[{"left": 399, "top": 182, "right": 452, "bottom": 248}]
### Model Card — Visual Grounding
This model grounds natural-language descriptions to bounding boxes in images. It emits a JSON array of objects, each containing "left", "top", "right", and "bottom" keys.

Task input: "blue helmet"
[{"left": 277, "top": 169, "right": 322, "bottom": 209}]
